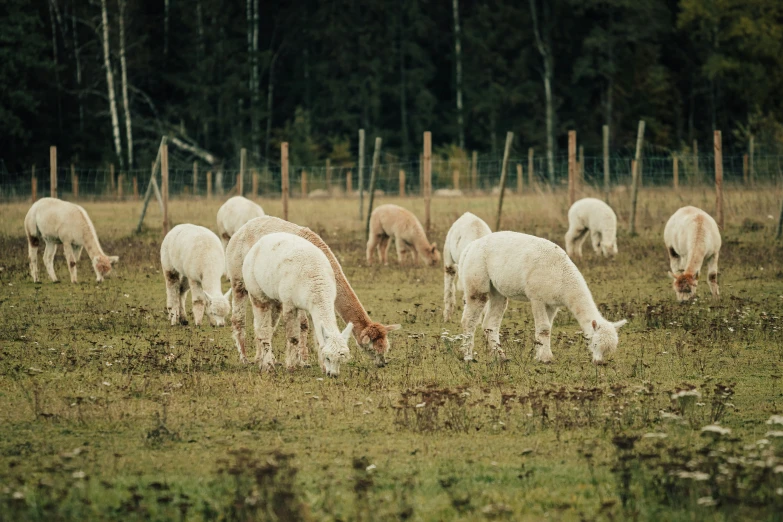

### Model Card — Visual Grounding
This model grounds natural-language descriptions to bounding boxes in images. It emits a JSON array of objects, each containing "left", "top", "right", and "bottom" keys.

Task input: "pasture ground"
[{"left": 1, "top": 187, "right": 783, "bottom": 521}]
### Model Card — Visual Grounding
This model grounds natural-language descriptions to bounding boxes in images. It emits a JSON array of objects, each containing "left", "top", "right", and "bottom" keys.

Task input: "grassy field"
[{"left": 1, "top": 187, "right": 783, "bottom": 521}]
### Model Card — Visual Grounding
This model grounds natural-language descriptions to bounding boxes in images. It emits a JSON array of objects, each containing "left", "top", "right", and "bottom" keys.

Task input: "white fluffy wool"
[
  {"left": 664, "top": 206, "right": 721, "bottom": 302},
  {"left": 565, "top": 198, "right": 618, "bottom": 259},
  {"left": 216, "top": 196, "right": 265, "bottom": 249},
  {"left": 442, "top": 212, "right": 492, "bottom": 322},
  {"left": 366, "top": 204, "right": 440, "bottom": 266}
]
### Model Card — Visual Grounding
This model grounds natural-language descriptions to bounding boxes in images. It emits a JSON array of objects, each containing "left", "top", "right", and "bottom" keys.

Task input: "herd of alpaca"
[{"left": 23, "top": 194, "right": 722, "bottom": 375}]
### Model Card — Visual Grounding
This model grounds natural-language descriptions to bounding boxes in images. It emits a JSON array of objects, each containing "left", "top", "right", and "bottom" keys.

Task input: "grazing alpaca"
[
  {"left": 459, "top": 232, "right": 627, "bottom": 363},
  {"left": 24, "top": 198, "right": 119, "bottom": 283},
  {"left": 225, "top": 216, "right": 400, "bottom": 367},
  {"left": 160, "top": 224, "right": 232, "bottom": 326},
  {"left": 243, "top": 233, "right": 353, "bottom": 375},
  {"left": 216, "top": 196, "right": 265, "bottom": 249},
  {"left": 442, "top": 212, "right": 492, "bottom": 321},
  {"left": 664, "top": 206, "right": 721, "bottom": 302},
  {"left": 366, "top": 204, "right": 440, "bottom": 266},
  {"left": 565, "top": 198, "right": 618, "bottom": 259}
]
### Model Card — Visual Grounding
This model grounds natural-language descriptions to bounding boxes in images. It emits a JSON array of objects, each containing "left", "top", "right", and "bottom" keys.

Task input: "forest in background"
[{"left": 1, "top": 0, "right": 783, "bottom": 176}]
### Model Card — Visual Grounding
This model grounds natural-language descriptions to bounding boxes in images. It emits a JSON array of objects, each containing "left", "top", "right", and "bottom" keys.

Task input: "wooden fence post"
[
  {"left": 326, "top": 159, "right": 331, "bottom": 194},
  {"left": 714, "top": 130, "right": 724, "bottom": 229},
  {"left": 71, "top": 164, "right": 78, "bottom": 199},
  {"left": 749, "top": 135, "right": 755, "bottom": 187},
  {"left": 603, "top": 124, "right": 610, "bottom": 200},
  {"left": 629, "top": 120, "right": 646, "bottom": 235},
  {"left": 161, "top": 144, "right": 169, "bottom": 233},
  {"left": 31, "top": 165, "right": 37, "bottom": 202},
  {"left": 364, "top": 137, "right": 382, "bottom": 240},
  {"left": 216, "top": 168, "right": 224, "bottom": 195},
  {"left": 423, "top": 132, "right": 432, "bottom": 233},
  {"left": 358, "top": 129, "right": 365, "bottom": 219},
  {"left": 399, "top": 170, "right": 405, "bottom": 196},
  {"left": 346, "top": 171, "right": 353, "bottom": 194},
  {"left": 193, "top": 161, "right": 198, "bottom": 196},
  {"left": 495, "top": 132, "right": 514, "bottom": 231},
  {"left": 133, "top": 177, "right": 138, "bottom": 199},
  {"left": 453, "top": 169, "right": 459, "bottom": 190},
  {"left": 568, "top": 131, "right": 576, "bottom": 206},
  {"left": 281, "top": 142, "right": 289, "bottom": 221},
  {"left": 673, "top": 156, "right": 679, "bottom": 190},
  {"left": 471, "top": 151, "right": 478, "bottom": 191},
  {"left": 50, "top": 146, "right": 57, "bottom": 198},
  {"left": 239, "top": 148, "right": 246, "bottom": 197},
  {"left": 301, "top": 170, "right": 308, "bottom": 197},
  {"left": 528, "top": 148, "right": 534, "bottom": 188},
  {"left": 252, "top": 170, "right": 258, "bottom": 197},
  {"left": 516, "top": 164, "right": 523, "bottom": 194},
  {"left": 118, "top": 174, "right": 124, "bottom": 200},
  {"left": 207, "top": 171, "right": 213, "bottom": 199},
  {"left": 693, "top": 139, "right": 699, "bottom": 185},
  {"left": 743, "top": 154, "right": 749, "bottom": 185}
]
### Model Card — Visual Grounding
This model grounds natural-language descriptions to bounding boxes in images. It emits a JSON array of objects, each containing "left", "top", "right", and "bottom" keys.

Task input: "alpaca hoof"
[{"left": 592, "top": 359, "right": 608, "bottom": 366}]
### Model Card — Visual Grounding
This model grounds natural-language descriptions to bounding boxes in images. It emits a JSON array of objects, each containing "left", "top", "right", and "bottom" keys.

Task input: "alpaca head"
[
  {"left": 669, "top": 271, "right": 698, "bottom": 302},
  {"left": 586, "top": 318, "right": 627, "bottom": 363},
  {"left": 600, "top": 238, "right": 618, "bottom": 258},
  {"left": 359, "top": 322, "right": 402, "bottom": 367},
  {"left": 204, "top": 288, "right": 232, "bottom": 326},
  {"left": 92, "top": 255, "right": 119, "bottom": 282},
  {"left": 426, "top": 243, "right": 441, "bottom": 267},
  {"left": 319, "top": 323, "right": 354, "bottom": 377}
]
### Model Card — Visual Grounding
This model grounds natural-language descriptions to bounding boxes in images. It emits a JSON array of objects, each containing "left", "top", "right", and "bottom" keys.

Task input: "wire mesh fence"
[{"left": 1, "top": 153, "right": 781, "bottom": 202}]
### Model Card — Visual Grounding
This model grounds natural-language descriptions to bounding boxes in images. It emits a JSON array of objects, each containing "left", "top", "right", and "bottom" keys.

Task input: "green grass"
[{"left": 1, "top": 189, "right": 783, "bottom": 520}]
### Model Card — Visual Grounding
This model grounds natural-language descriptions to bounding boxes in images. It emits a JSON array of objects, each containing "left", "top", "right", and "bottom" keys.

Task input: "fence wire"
[{"left": 1, "top": 153, "right": 781, "bottom": 202}]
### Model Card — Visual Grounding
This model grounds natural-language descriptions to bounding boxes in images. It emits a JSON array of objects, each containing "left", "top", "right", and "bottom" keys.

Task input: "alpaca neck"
[
  {"left": 78, "top": 211, "right": 106, "bottom": 258},
  {"left": 563, "top": 279, "right": 603, "bottom": 334}
]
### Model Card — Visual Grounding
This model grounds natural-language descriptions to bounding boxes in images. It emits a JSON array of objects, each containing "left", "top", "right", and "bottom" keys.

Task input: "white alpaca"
[
  {"left": 565, "top": 198, "right": 618, "bottom": 259},
  {"left": 366, "top": 204, "right": 440, "bottom": 266},
  {"left": 243, "top": 233, "right": 353, "bottom": 376},
  {"left": 216, "top": 196, "right": 265, "bottom": 249},
  {"left": 442, "top": 212, "right": 492, "bottom": 321},
  {"left": 160, "top": 224, "right": 231, "bottom": 326},
  {"left": 664, "top": 206, "right": 721, "bottom": 302},
  {"left": 459, "top": 232, "right": 627, "bottom": 363},
  {"left": 226, "top": 216, "right": 400, "bottom": 368},
  {"left": 24, "top": 198, "right": 119, "bottom": 283}
]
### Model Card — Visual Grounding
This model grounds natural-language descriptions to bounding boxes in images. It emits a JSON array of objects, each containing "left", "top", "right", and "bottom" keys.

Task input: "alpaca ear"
[
  {"left": 668, "top": 271, "right": 676, "bottom": 280},
  {"left": 223, "top": 287, "right": 232, "bottom": 301},
  {"left": 613, "top": 319, "right": 628, "bottom": 329},
  {"left": 360, "top": 333, "right": 371, "bottom": 345},
  {"left": 592, "top": 319, "right": 598, "bottom": 330},
  {"left": 321, "top": 324, "right": 329, "bottom": 341},
  {"left": 341, "top": 322, "right": 354, "bottom": 341},
  {"left": 385, "top": 324, "right": 402, "bottom": 333},
  {"left": 109, "top": 256, "right": 119, "bottom": 265},
  {"left": 203, "top": 291, "right": 214, "bottom": 305},
  {"left": 431, "top": 242, "right": 438, "bottom": 253}
]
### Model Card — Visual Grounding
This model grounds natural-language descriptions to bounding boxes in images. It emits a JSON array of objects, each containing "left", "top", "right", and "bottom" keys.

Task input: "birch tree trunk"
[
  {"left": 452, "top": 0, "right": 464, "bottom": 150},
  {"left": 118, "top": 0, "right": 133, "bottom": 169},
  {"left": 100, "top": 0, "right": 125, "bottom": 169},
  {"left": 529, "top": 0, "right": 555, "bottom": 185}
]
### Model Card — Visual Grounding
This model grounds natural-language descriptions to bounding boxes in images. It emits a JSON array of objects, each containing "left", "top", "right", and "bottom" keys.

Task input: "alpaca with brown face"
[
  {"left": 367, "top": 204, "right": 440, "bottom": 267},
  {"left": 24, "top": 198, "right": 119, "bottom": 283},
  {"left": 664, "top": 206, "right": 721, "bottom": 302}
]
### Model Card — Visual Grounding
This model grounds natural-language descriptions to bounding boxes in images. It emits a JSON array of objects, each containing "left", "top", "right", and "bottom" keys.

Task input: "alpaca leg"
[
  {"left": 667, "top": 246, "right": 682, "bottom": 274},
  {"left": 282, "top": 305, "right": 301, "bottom": 370},
  {"left": 298, "top": 311, "right": 310, "bottom": 367},
  {"left": 27, "top": 235, "right": 40, "bottom": 282},
  {"left": 250, "top": 295, "right": 277, "bottom": 371},
  {"left": 565, "top": 227, "right": 587, "bottom": 258},
  {"left": 178, "top": 277, "right": 190, "bottom": 325},
  {"left": 62, "top": 243, "right": 78, "bottom": 283},
  {"left": 231, "top": 280, "right": 249, "bottom": 363},
  {"left": 574, "top": 230, "right": 589, "bottom": 258},
  {"left": 366, "top": 235, "right": 377, "bottom": 264},
  {"left": 482, "top": 287, "right": 509, "bottom": 360},
  {"left": 443, "top": 265, "right": 458, "bottom": 322},
  {"left": 531, "top": 301, "right": 554, "bottom": 362},
  {"left": 191, "top": 282, "right": 206, "bottom": 326},
  {"left": 379, "top": 235, "right": 391, "bottom": 266},
  {"left": 395, "top": 239, "right": 407, "bottom": 265},
  {"left": 164, "top": 271, "right": 182, "bottom": 325},
  {"left": 460, "top": 291, "right": 488, "bottom": 361},
  {"left": 707, "top": 254, "right": 720, "bottom": 300},
  {"left": 43, "top": 241, "right": 59, "bottom": 282},
  {"left": 590, "top": 231, "right": 602, "bottom": 255}
]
